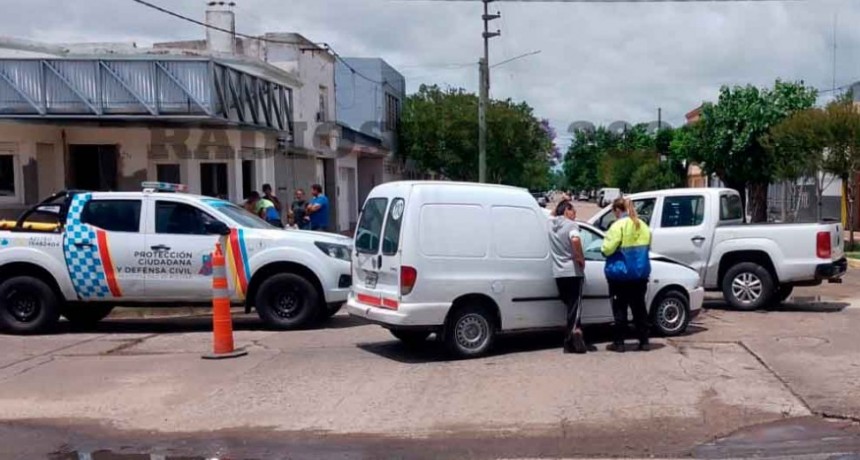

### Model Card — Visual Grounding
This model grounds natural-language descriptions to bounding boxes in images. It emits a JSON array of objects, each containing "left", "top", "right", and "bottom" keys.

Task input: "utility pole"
[{"left": 479, "top": 0, "right": 500, "bottom": 183}]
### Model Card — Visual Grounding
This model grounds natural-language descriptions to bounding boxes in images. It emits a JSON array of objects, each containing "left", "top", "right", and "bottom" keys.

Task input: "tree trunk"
[
  {"left": 849, "top": 174, "right": 857, "bottom": 249},
  {"left": 748, "top": 181, "right": 769, "bottom": 223},
  {"left": 815, "top": 173, "right": 823, "bottom": 222}
]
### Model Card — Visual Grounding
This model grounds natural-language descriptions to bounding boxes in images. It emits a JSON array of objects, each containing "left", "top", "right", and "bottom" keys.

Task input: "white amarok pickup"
[{"left": 589, "top": 188, "right": 847, "bottom": 310}]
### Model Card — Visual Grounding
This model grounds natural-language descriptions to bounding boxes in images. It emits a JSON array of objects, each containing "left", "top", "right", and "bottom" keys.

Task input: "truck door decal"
[
  {"left": 225, "top": 228, "right": 250, "bottom": 299},
  {"left": 63, "top": 193, "right": 122, "bottom": 299}
]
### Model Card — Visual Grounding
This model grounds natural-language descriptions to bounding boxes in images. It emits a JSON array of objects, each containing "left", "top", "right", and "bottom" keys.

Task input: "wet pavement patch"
[{"left": 695, "top": 416, "right": 860, "bottom": 458}]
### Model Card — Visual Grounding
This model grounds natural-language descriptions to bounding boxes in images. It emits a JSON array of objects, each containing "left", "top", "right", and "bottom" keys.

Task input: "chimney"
[{"left": 206, "top": 1, "right": 236, "bottom": 54}]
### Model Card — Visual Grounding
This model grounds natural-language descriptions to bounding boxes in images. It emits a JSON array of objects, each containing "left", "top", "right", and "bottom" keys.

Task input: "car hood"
[
  {"left": 649, "top": 252, "right": 695, "bottom": 271},
  {"left": 242, "top": 228, "right": 353, "bottom": 247}
]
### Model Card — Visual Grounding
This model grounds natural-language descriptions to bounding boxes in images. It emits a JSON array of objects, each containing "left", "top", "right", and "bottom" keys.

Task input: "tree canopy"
[
  {"left": 674, "top": 80, "right": 818, "bottom": 222},
  {"left": 399, "top": 84, "right": 554, "bottom": 190}
]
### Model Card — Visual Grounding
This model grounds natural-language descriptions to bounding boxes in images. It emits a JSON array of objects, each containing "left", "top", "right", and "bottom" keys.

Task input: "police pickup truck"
[{"left": 0, "top": 182, "right": 352, "bottom": 333}]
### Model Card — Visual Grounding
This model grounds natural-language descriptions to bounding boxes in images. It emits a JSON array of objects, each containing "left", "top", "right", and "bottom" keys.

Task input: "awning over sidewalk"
[{"left": 0, "top": 57, "right": 293, "bottom": 135}]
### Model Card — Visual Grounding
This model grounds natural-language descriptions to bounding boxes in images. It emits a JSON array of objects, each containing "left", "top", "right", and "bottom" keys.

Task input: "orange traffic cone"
[{"left": 202, "top": 242, "right": 247, "bottom": 360}]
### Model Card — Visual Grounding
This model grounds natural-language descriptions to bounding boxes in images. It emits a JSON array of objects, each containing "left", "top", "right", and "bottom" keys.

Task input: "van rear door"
[{"left": 353, "top": 193, "right": 405, "bottom": 310}]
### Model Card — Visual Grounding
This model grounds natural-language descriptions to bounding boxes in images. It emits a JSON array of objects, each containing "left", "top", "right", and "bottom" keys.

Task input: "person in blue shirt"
[{"left": 305, "top": 184, "right": 330, "bottom": 231}]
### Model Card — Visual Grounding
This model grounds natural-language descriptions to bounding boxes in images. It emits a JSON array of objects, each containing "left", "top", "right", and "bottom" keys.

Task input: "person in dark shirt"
[{"left": 289, "top": 189, "right": 309, "bottom": 230}]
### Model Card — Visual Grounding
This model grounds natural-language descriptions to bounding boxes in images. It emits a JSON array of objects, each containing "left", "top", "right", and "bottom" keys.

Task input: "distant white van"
[
  {"left": 597, "top": 187, "right": 622, "bottom": 207},
  {"left": 346, "top": 181, "right": 703, "bottom": 359}
]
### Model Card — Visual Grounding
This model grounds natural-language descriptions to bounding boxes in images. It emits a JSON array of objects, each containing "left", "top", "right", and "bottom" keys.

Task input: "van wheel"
[
  {"left": 0, "top": 276, "right": 60, "bottom": 334},
  {"left": 722, "top": 262, "right": 774, "bottom": 311},
  {"left": 444, "top": 305, "right": 496, "bottom": 359},
  {"left": 62, "top": 305, "right": 114, "bottom": 327},
  {"left": 391, "top": 330, "right": 431, "bottom": 346},
  {"left": 256, "top": 273, "right": 319, "bottom": 329},
  {"left": 651, "top": 290, "right": 690, "bottom": 337}
]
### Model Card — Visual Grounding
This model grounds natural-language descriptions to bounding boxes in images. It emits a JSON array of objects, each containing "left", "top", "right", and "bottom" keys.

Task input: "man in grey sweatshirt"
[{"left": 550, "top": 200, "right": 587, "bottom": 354}]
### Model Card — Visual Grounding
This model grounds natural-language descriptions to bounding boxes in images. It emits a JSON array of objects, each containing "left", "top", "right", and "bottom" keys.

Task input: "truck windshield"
[{"left": 205, "top": 200, "right": 273, "bottom": 229}]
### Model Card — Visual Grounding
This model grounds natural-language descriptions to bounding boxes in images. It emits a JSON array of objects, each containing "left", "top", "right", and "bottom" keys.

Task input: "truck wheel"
[
  {"left": 444, "top": 305, "right": 496, "bottom": 359},
  {"left": 391, "top": 329, "right": 431, "bottom": 346},
  {"left": 651, "top": 289, "right": 690, "bottom": 337},
  {"left": 62, "top": 305, "right": 114, "bottom": 327},
  {"left": 255, "top": 273, "right": 319, "bottom": 329},
  {"left": 0, "top": 276, "right": 60, "bottom": 334},
  {"left": 722, "top": 262, "right": 775, "bottom": 311},
  {"left": 777, "top": 285, "right": 794, "bottom": 303}
]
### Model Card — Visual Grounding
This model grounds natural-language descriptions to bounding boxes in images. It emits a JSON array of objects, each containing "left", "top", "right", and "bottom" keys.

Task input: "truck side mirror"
[{"left": 205, "top": 221, "right": 231, "bottom": 236}]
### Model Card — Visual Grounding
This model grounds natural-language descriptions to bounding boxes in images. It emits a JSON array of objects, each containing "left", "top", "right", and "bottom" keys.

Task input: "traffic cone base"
[{"left": 202, "top": 347, "right": 248, "bottom": 360}]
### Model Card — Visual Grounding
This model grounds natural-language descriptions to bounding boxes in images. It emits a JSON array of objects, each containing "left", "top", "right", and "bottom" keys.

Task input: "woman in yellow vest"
[{"left": 601, "top": 198, "right": 652, "bottom": 352}]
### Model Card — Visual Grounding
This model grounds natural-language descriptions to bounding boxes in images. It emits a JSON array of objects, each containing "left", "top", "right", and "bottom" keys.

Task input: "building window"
[
  {"left": 156, "top": 164, "right": 181, "bottom": 184},
  {"left": 200, "top": 163, "right": 228, "bottom": 199},
  {"left": 385, "top": 93, "right": 400, "bottom": 132},
  {"left": 241, "top": 160, "right": 255, "bottom": 199},
  {"left": 317, "top": 86, "right": 328, "bottom": 122},
  {"left": 0, "top": 154, "right": 17, "bottom": 201}
]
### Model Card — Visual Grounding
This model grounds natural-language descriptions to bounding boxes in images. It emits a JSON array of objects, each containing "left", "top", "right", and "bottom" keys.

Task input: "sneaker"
[
  {"left": 563, "top": 338, "right": 576, "bottom": 354},
  {"left": 607, "top": 342, "right": 626, "bottom": 353}
]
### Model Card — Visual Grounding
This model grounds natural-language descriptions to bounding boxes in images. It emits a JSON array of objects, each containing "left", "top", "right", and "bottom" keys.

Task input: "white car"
[
  {"left": 347, "top": 181, "right": 704, "bottom": 358},
  {"left": 0, "top": 182, "right": 352, "bottom": 333}
]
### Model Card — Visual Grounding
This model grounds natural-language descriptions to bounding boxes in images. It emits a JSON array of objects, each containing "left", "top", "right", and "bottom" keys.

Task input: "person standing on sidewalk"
[
  {"left": 602, "top": 198, "right": 652, "bottom": 353},
  {"left": 549, "top": 200, "right": 588, "bottom": 354},
  {"left": 305, "top": 184, "right": 330, "bottom": 231}
]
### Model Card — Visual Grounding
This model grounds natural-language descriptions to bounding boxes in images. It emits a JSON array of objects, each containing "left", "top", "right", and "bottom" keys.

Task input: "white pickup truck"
[
  {"left": 0, "top": 183, "right": 353, "bottom": 333},
  {"left": 589, "top": 188, "right": 847, "bottom": 310}
]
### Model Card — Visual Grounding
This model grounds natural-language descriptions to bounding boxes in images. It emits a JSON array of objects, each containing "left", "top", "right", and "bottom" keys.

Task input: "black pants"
[
  {"left": 609, "top": 280, "right": 650, "bottom": 345},
  {"left": 555, "top": 277, "right": 584, "bottom": 339}
]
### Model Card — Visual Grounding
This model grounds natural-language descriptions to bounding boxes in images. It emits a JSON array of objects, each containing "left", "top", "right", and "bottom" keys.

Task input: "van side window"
[
  {"left": 491, "top": 206, "right": 548, "bottom": 259},
  {"left": 356, "top": 198, "right": 387, "bottom": 254},
  {"left": 580, "top": 228, "right": 605, "bottom": 261},
  {"left": 720, "top": 194, "right": 743, "bottom": 221},
  {"left": 419, "top": 204, "right": 487, "bottom": 258},
  {"left": 661, "top": 196, "right": 705, "bottom": 228},
  {"left": 382, "top": 198, "right": 405, "bottom": 256}
]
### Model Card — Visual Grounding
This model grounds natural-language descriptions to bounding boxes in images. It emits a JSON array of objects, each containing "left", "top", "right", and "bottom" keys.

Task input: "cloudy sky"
[{"left": 4, "top": 0, "right": 860, "bottom": 148}]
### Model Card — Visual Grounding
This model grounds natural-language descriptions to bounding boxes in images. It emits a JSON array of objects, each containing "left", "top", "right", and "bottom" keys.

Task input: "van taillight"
[
  {"left": 401, "top": 266, "right": 417, "bottom": 296},
  {"left": 817, "top": 232, "right": 832, "bottom": 259}
]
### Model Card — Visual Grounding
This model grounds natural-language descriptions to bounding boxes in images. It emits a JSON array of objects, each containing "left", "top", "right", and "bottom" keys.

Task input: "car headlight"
[{"left": 315, "top": 242, "right": 351, "bottom": 261}]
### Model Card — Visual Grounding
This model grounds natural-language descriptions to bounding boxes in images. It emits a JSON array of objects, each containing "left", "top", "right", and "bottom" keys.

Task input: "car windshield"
[{"left": 205, "top": 199, "right": 273, "bottom": 229}]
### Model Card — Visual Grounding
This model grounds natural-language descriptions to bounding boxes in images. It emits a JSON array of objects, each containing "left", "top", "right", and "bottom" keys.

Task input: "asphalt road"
[{"left": 1, "top": 200, "right": 859, "bottom": 459}]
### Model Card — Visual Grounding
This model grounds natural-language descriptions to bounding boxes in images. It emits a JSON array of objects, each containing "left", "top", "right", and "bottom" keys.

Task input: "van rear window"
[
  {"left": 382, "top": 198, "right": 405, "bottom": 256},
  {"left": 356, "top": 198, "right": 388, "bottom": 254}
]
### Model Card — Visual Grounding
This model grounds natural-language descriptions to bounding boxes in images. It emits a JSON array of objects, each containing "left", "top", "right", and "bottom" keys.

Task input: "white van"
[
  {"left": 598, "top": 188, "right": 622, "bottom": 207},
  {"left": 346, "top": 182, "right": 704, "bottom": 358}
]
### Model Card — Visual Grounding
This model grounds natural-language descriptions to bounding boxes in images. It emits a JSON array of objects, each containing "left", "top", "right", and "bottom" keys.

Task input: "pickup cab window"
[
  {"left": 156, "top": 201, "right": 217, "bottom": 235},
  {"left": 81, "top": 200, "right": 141, "bottom": 233},
  {"left": 661, "top": 196, "right": 705, "bottom": 228},
  {"left": 595, "top": 198, "right": 656, "bottom": 231},
  {"left": 720, "top": 194, "right": 743, "bottom": 221}
]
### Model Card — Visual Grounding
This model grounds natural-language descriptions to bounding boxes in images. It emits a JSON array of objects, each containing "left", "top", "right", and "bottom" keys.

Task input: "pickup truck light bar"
[{"left": 141, "top": 182, "right": 189, "bottom": 193}]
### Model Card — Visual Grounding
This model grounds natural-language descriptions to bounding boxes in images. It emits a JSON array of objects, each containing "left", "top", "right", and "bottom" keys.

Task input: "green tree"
[
  {"left": 762, "top": 108, "right": 829, "bottom": 221},
  {"left": 399, "top": 85, "right": 553, "bottom": 188},
  {"left": 679, "top": 80, "right": 818, "bottom": 222}
]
